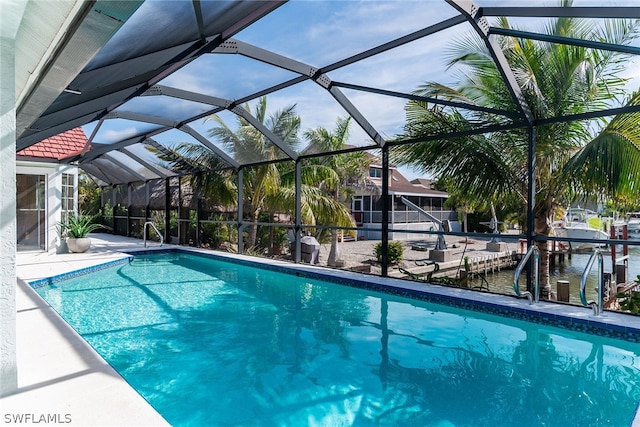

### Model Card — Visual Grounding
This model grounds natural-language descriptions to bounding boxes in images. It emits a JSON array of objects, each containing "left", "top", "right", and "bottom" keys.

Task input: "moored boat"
[
  {"left": 626, "top": 212, "right": 640, "bottom": 234},
  {"left": 553, "top": 207, "right": 609, "bottom": 249}
]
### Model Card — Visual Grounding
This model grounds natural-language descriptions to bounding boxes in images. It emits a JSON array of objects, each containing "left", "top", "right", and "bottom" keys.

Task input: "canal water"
[{"left": 477, "top": 245, "right": 640, "bottom": 305}]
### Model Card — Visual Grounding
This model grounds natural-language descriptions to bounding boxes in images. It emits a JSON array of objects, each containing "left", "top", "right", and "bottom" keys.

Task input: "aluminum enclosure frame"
[{"left": 14, "top": 0, "right": 640, "bottom": 277}]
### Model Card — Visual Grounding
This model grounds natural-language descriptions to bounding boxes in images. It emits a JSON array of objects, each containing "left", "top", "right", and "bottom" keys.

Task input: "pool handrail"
[
  {"left": 513, "top": 244, "right": 539, "bottom": 304},
  {"left": 143, "top": 221, "right": 164, "bottom": 248},
  {"left": 579, "top": 249, "right": 604, "bottom": 316}
]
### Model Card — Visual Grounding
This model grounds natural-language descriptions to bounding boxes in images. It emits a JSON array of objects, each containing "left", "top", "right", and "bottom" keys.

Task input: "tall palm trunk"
[
  {"left": 247, "top": 209, "right": 259, "bottom": 249},
  {"left": 327, "top": 230, "right": 341, "bottom": 266},
  {"left": 327, "top": 191, "right": 343, "bottom": 267},
  {"left": 535, "top": 213, "right": 554, "bottom": 300}
]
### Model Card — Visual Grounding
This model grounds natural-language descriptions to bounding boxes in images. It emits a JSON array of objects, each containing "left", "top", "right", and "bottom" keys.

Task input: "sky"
[{"left": 83, "top": 0, "right": 640, "bottom": 181}]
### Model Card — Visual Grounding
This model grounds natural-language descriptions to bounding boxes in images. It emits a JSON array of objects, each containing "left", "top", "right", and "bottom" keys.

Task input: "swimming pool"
[{"left": 33, "top": 251, "right": 640, "bottom": 426}]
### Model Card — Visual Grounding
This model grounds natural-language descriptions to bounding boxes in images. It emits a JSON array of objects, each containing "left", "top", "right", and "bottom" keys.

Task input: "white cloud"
[
  {"left": 100, "top": 126, "right": 143, "bottom": 144},
  {"left": 160, "top": 71, "right": 212, "bottom": 95},
  {"left": 305, "top": 2, "right": 459, "bottom": 65},
  {"left": 137, "top": 2, "right": 468, "bottom": 150},
  {"left": 621, "top": 56, "right": 640, "bottom": 94},
  {"left": 88, "top": 0, "right": 640, "bottom": 161}
]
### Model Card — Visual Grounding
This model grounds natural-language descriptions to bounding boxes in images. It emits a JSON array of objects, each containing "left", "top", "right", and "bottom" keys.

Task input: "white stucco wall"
[
  {"left": 0, "top": 0, "right": 27, "bottom": 397},
  {"left": 1, "top": 0, "right": 84, "bottom": 396}
]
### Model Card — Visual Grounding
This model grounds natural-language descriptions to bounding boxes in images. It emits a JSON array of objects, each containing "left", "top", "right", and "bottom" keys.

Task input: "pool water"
[{"left": 36, "top": 252, "right": 640, "bottom": 426}]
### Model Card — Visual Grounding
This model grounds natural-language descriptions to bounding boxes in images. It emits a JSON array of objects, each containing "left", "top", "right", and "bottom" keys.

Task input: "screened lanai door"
[{"left": 16, "top": 174, "right": 46, "bottom": 251}]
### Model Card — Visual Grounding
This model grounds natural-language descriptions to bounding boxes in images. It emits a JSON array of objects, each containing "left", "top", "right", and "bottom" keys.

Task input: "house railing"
[{"left": 360, "top": 210, "right": 457, "bottom": 224}]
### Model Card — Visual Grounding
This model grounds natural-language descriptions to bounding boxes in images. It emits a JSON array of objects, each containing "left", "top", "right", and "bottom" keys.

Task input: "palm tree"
[
  {"left": 393, "top": 6, "right": 640, "bottom": 298},
  {"left": 157, "top": 98, "right": 359, "bottom": 259},
  {"left": 205, "top": 97, "right": 301, "bottom": 248},
  {"left": 303, "top": 117, "right": 373, "bottom": 266}
]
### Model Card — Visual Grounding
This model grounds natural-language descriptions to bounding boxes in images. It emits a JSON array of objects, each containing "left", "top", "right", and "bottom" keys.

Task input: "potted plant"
[{"left": 58, "top": 212, "right": 107, "bottom": 253}]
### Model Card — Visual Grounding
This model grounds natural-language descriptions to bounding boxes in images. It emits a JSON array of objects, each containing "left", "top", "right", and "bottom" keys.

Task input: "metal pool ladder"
[
  {"left": 513, "top": 244, "right": 540, "bottom": 304},
  {"left": 580, "top": 249, "right": 604, "bottom": 316},
  {"left": 143, "top": 221, "right": 164, "bottom": 248}
]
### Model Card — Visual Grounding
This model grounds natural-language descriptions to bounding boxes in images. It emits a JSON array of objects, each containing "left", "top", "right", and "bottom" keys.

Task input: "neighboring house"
[
  {"left": 16, "top": 128, "right": 87, "bottom": 252},
  {"left": 351, "top": 162, "right": 458, "bottom": 240}
]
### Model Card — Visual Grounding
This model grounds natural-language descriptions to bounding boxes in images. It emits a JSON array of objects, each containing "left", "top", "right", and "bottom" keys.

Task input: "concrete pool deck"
[
  {"left": 3, "top": 233, "right": 640, "bottom": 426},
  {"left": 3, "top": 234, "right": 170, "bottom": 426}
]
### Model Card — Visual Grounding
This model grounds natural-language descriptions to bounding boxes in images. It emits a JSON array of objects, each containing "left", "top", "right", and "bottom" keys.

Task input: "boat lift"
[
  {"left": 400, "top": 197, "right": 447, "bottom": 250},
  {"left": 480, "top": 203, "right": 502, "bottom": 243}
]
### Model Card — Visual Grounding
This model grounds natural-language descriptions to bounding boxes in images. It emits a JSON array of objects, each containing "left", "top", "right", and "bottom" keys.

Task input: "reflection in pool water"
[{"left": 36, "top": 252, "right": 640, "bottom": 427}]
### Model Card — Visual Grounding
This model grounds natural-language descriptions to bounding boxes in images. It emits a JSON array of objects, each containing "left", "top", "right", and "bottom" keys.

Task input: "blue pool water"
[{"left": 35, "top": 252, "right": 640, "bottom": 426}]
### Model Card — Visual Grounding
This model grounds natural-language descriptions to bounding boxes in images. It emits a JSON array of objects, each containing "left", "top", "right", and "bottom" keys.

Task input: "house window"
[
  {"left": 369, "top": 168, "right": 381, "bottom": 178},
  {"left": 61, "top": 173, "right": 75, "bottom": 224}
]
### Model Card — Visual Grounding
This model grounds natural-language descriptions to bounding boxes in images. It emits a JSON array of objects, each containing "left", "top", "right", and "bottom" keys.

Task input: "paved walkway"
[{"left": 2, "top": 234, "right": 169, "bottom": 426}]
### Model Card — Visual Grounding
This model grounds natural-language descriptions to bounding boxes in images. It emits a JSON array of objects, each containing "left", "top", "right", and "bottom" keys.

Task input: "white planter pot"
[{"left": 67, "top": 237, "right": 91, "bottom": 253}]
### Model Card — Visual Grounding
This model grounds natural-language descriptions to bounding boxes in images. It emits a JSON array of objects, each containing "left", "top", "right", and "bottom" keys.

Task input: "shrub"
[
  {"left": 617, "top": 275, "right": 640, "bottom": 314},
  {"left": 201, "top": 215, "right": 233, "bottom": 248},
  {"left": 374, "top": 240, "right": 404, "bottom": 265}
]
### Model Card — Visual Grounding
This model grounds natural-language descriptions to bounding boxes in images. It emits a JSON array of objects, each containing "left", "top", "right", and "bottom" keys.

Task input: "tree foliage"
[
  {"left": 155, "top": 98, "right": 359, "bottom": 254},
  {"left": 393, "top": 3, "right": 640, "bottom": 297}
]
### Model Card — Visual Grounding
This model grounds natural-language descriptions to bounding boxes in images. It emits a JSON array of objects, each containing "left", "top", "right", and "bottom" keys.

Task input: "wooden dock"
[
  {"left": 466, "top": 251, "right": 517, "bottom": 276},
  {"left": 549, "top": 240, "right": 571, "bottom": 264},
  {"left": 390, "top": 249, "right": 518, "bottom": 281},
  {"left": 604, "top": 281, "right": 640, "bottom": 310}
]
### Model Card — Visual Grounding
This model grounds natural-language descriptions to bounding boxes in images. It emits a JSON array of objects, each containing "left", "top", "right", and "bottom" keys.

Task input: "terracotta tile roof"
[
  {"left": 17, "top": 127, "right": 89, "bottom": 160},
  {"left": 410, "top": 178, "right": 434, "bottom": 188},
  {"left": 364, "top": 167, "right": 449, "bottom": 197},
  {"left": 410, "top": 178, "right": 449, "bottom": 197}
]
